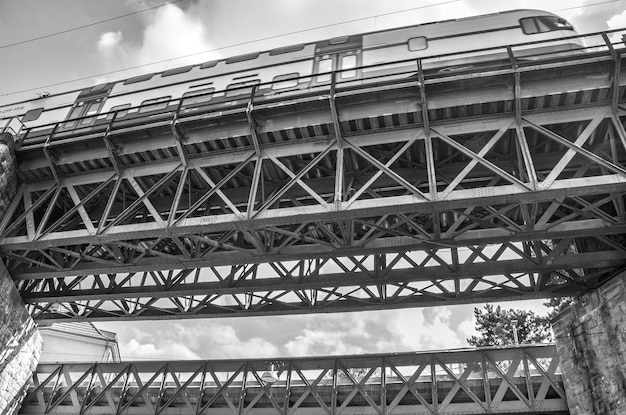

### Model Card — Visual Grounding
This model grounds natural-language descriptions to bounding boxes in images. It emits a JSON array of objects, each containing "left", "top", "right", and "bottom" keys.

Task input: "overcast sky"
[{"left": 2, "top": 0, "right": 625, "bottom": 360}]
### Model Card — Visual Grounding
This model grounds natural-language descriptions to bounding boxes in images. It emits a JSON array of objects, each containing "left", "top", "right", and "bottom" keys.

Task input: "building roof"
[{"left": 39, "top": 322, "right": 117, "bottom": 342}]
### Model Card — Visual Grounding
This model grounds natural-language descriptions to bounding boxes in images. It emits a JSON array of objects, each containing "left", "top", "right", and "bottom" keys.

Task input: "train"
[{"left": 0, "top": 9, "right": 579, "bottom": 146}]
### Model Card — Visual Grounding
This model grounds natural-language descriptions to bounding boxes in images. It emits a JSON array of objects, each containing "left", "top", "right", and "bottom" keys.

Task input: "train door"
[
  {"left": 61, "top": 83, "right": 114, "bottom": 130},
  {"left": 313, "top": 35, "right": 363, "bottom": 85}
]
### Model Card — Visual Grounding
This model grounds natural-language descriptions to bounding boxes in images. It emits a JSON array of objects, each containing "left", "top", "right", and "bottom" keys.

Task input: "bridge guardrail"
[{"left": 12, "top": 27, "right": 626, "bottom": 154}]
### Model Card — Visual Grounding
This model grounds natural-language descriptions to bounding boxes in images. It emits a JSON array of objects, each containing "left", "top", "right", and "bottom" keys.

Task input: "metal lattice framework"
[
  {"left": 2, "top": 33, "right": 626, "bottom": 321},
  {"left": 20, "top": 345, "right": 567, "bottom": 415}
]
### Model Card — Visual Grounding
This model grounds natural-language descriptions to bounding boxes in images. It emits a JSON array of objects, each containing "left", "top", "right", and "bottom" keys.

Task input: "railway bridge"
[{"left": 0, "top": 30, "right": 625, "bottom": 414}]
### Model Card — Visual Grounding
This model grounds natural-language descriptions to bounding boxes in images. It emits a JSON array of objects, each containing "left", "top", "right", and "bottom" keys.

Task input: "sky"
[{"left": 1, "top": 0, "right": 625, "bottom": 361}]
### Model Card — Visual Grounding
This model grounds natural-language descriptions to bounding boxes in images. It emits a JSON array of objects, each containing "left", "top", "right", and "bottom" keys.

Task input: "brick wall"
[
  {"left": 552, "top": 272, "right": 626, "bottom": 415},
  {"left": 0, "top": 134, "right": 43, "bottom": 415}
]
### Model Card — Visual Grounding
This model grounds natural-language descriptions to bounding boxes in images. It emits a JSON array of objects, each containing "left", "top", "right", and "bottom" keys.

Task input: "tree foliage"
[
  {"left": 543, "top": 297, "right": 574, "bottom": 320},
  {"left": 326, "top": 367, "right": 380, "bottom": 382},
  {"left": 466, "top": 304, "right": 553, "bottom": 347}
]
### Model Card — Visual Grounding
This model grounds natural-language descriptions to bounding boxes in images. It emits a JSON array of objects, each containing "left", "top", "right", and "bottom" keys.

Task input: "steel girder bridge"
[
  {"left": 20, "top": 345, "right": 567, "bottom": 415},
  {"left": 2, "top": 31, "right": 626, "bottom": 322}
]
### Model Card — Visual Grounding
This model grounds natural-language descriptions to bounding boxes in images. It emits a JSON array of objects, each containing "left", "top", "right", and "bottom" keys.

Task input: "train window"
[
  {"left": 520, "top": 16, "right": 574, "bottom": 35},
  {"left": 190, "top": 82, "right": 213, "bottom": 89},
  {"left": 270, "top": 44, "right": 305, "bottom": 55},
  {"left": 84, "top": 102, "right": 101, "bottom": 116},
  {"left": 63, "top": 103, "right": 84, "bottom": 128},
  {"left": 181, "top": 88, "right": 215, "bottom": 106},
  {"left": 226, "top": 52, "right": 260, "bottom": 64},
  {"left": 162, "top": 65, "right": 193, "bottom": 77},
  {"left": 80, "top": 101, "right": 103, "bottom": 125},
  {"left": 200, "top": 60, "right": 218, "bottom": 69},
  {"left": 317, "top": 58, "right": 333, "bottom": 82},
  {"left": 408, "top": 37, "right": 428, "bottom": 51},
  {"left": 340, "top": 55, "right": 357, "bottom": 79},
  {"left": 139, "top": 96, "right": 171, "bottom": 113},
  {"left": 107, "top": 104, "right": 130, "bottom": 119},
  {"left": 520, "top": 18, "right": 541, "bottom": 34},
  {"left": 233, "top": 73, "right": 259, "bottom": 81},
  {"left": 272, "top": 73, "right": 300, "bottom": 90},
  {"left": 225, "top": 80, "right": 260, "bottom": 97},
  {"left": 124, "top": 74, "right": 154, "bottom": 85},
  {"left": 22, "top": 108, "right": 43, "bottom": 122},
  {"left": 91, "top": 83, "right": 109, "bottom": 92},
  {"left": 329, "top": 36, "right": 349, "bottom": 45}
]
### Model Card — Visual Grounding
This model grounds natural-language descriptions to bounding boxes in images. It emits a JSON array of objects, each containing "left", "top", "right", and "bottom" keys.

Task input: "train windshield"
[{"left": 520, "top": 16, "right": 574, "bottom": 35}]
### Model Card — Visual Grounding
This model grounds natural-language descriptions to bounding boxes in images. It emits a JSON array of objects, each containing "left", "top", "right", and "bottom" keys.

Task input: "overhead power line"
[
  {"left": 556, "top": 0, "right": 623, "bottom": 12},
  {"left": 0, "top": 0, "right": 621, "bottom": 51},
  {"left": 0, "top": 0, "right": 189, "bottom": 49},
  {"left": 0, "top": 0, "right": 460, "bottom": 97},
  {"left": 1, "top": 0, "right": 621, "bottom": 97}
]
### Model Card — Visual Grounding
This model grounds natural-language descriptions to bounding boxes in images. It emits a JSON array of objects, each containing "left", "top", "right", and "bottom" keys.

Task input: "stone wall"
[
  {"left": 0, "top": 263, "right": 42, "bottom": 415},
  {"left": 0, "top": 133, "right": 43, "bottom": 415},
  {"left": 552, "top": 272, "right": 626, "bottom": 415},
  {"left": 0, "top": 132, "right": 17, "bottom": 216}
]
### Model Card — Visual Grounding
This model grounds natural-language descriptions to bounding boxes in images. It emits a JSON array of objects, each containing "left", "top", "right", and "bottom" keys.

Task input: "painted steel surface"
[{"left": 1, "top": 30, "right": 625, "bottom": 322}]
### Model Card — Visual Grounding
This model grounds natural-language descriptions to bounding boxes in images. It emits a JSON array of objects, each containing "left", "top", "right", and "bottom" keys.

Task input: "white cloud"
[
  {"left": 98, "top": 31, "right": 122, "bottom": 50},
  {"left": 285, "top": 328, "right": 367, "bottom": 356},
  {"left": 457, "top": 317, "right": 478, "bottom": 340},
  {"left": 95, "top": 3, "right": 220, "bottom": 80},
  {"left": 113, "top": 322, "right": 280, "bottom": 360},
  {"left": 283, "top": 315, "right": 375, "bottom": 356},
  {"left": 198, "top": 324, "right": 280, "bottom": 359},
  {"left": 122, "top": 338, "right": 201, "bottom": 360},
  {"left": 608, "top": 10, "right": 626, "bottom": 30},
  {"left": 281, "top": 307, "right": 473, "bottom": 357},
  {"left": 388, "top": 307, "right": 469, "bottom": 351},
  {"left": 136, "top": 4, "right": 214, "bottom": 67}
]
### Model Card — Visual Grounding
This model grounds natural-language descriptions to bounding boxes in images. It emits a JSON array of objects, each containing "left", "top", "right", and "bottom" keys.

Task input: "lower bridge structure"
[
  {"left": 0, "top": 28, "right": 625, "bottom": 415},
  {"left": 22, "top": 345, "right": 566, "bottom": 415}
]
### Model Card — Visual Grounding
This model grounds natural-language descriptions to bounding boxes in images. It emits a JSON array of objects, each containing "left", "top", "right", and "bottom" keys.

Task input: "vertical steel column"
[
  {"left": 284, "top": 361, "right": 292, "bottom": 415},
  {"left": 418, "top": 59, "right": 440, "bottom": 238},
  {"left": 380, "top": 356, "right": 387, "bottom": 415},
  {"left": 238, "top": 362, "right": 249, "bottom": 415},
  {"left": 331, "top": 359, "right": 338, "bottom": 415},
  {"left": 508, "top": 47, "right": 537, "bottom": 189},
  {"left": 430, "top": 357, "right": 438, "bottom": 414}
]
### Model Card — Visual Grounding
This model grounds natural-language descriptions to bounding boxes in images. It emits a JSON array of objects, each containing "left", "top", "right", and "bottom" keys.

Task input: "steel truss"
[
  {"left": 3, "top": 36, "right": 626, "bottom": 321},
  {"left": 20, "top": 345, "right": 567, "bottom": 415}
]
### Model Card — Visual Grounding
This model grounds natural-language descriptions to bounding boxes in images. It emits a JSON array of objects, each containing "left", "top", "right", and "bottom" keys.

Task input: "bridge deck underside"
[
  {"left": 2, "top": 46, "right": 626, "bottom": 321},
  {"left": 20, "top": 345, "right": 567, "bottom": 415}
]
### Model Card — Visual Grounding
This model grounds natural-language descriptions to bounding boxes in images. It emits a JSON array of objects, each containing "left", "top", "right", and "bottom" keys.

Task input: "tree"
[
  {"left": 326, "top": 367, "right": 380, "bottom": 383},
  {"left": 543, "top": 297, "right": 574, "bottom": 320},
  {"left": 466, "top": 304, "right": 552, "bottom": 347}
]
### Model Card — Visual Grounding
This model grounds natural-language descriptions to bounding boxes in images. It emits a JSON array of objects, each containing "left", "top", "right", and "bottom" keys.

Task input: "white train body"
[{"left": 0, "top": 9, "right": 579, "bottom": 144}]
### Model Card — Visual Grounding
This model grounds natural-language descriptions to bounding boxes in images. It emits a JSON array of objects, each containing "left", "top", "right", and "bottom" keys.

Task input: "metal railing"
[
  {"left": 20, "top": 344, "right": 567, "bottom": 415},
  {"left": 12, "top": 27, "right": 626, "bottom": 152}
]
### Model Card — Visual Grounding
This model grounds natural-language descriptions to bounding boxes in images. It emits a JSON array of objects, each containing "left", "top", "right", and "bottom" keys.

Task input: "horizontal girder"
[
  {"left": 21, "top": 345, "right": 567, "bottom": 415},
  {"left": 19, "top": 239, "right": 626, "bottom": 322}
]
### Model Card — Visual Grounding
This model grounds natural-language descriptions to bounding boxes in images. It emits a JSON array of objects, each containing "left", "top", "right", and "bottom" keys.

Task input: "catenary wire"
[
  {"left": 0, "top": 0, "right": 189, "bottom": 49},
  {"left": 556, "top": 0, "right": 623, "bottom": 12},
  {"left": 0, "top": 0, "right": 460, "bottom": 97},
  {"left": 2, "top": 0, "right": 619, "bottom": 51},
  {"left": 0, "top": 0, "right": 621, "bottom": 97}
]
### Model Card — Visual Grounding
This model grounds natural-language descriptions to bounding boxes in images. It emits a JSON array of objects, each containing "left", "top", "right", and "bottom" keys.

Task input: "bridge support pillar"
[
  {"left": 0, "top": 133, "right": 42, "bottom": 415},
  {"left": 552, "top": 272, "right": 626, "bottom": 415}
]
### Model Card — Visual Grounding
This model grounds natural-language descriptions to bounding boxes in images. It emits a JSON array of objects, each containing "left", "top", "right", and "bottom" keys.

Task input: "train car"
[{"left": 0, "top": 9, "right": 579, "bottom": 147}]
